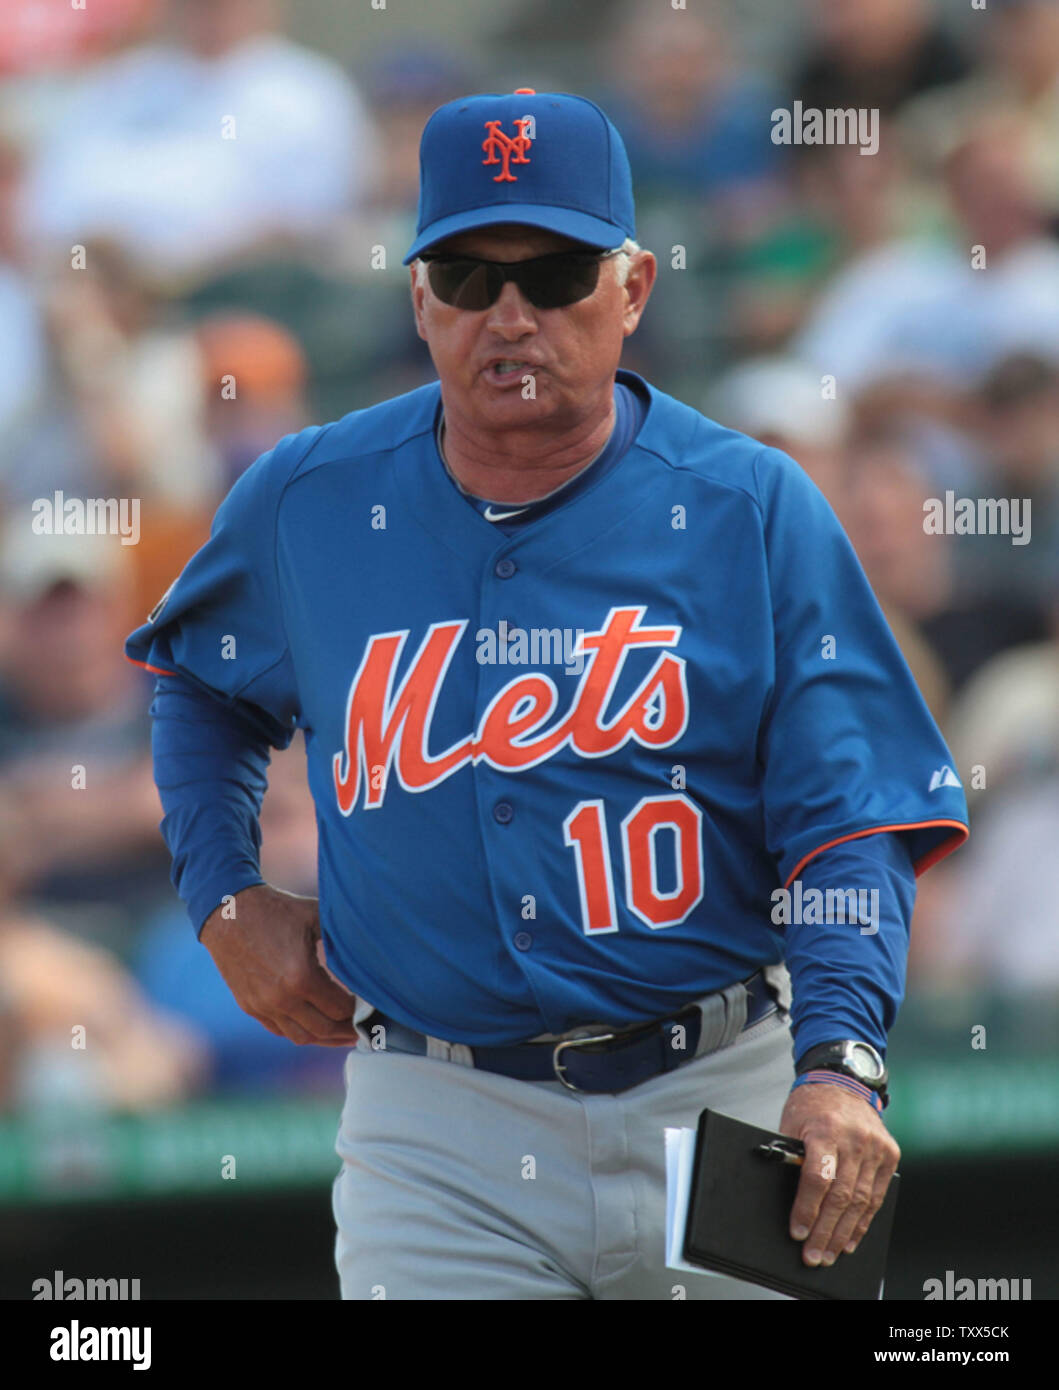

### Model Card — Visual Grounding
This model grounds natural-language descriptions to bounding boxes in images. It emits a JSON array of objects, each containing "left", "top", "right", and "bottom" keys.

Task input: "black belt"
[{"left": 365, "top": 969, "right": 778, "bottom": 1096}]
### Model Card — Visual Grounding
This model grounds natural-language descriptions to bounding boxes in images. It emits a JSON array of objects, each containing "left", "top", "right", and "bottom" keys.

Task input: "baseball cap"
[{"left": 402, "top": 89, "right": 636, "bottom": 264}]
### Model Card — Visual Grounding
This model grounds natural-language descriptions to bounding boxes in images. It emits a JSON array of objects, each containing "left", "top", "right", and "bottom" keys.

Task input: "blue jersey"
[{"left": 126, "top": 368, "right": 968, "bottom": 1046}]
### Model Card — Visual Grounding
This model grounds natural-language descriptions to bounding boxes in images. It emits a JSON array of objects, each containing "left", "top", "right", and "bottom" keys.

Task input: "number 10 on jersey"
[{"left": 563, "top": 794, "right": 704, "bottom": 933}]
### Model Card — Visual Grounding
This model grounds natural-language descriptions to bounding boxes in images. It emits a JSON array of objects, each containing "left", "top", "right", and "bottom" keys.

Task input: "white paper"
[{"left": 664, "top": 1126, "right": 722, "bottom": 1276}]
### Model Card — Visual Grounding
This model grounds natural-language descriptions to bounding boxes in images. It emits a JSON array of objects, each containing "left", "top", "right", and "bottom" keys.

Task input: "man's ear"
[
  {"left": 622, "top": 251, "right": 657, "bottom": 337},
  {"left": 411, "top": 265, "right": 428, "bottom": 342}
]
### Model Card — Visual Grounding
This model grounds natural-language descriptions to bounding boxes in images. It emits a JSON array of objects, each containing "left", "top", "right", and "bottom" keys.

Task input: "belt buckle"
[{"left": 552, "top": 1032, "right": 617, "bottom": 1091}]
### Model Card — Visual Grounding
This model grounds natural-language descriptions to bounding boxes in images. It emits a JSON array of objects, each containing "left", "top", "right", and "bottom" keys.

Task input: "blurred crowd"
[{"left": 0, "top": 0, "right": 1056, "bottom": 1116}]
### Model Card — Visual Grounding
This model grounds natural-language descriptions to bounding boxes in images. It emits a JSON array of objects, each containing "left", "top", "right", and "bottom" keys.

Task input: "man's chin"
[{"left": 468, "top": 377, "right": 557, "bottom": 423}]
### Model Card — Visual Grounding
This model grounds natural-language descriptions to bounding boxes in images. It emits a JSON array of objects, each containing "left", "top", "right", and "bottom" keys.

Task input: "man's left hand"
[{"left": 778, "top": 1082, "right": 900, "bottom": 1268}]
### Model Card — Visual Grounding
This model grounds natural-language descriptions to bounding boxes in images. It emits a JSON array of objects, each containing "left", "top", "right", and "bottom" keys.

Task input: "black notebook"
[{"left": 682, "top": 1109, "right": 899, "bottom": 1300}]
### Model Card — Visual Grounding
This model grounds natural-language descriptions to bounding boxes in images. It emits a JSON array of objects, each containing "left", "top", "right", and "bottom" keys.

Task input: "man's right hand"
[{"left": 200, "top": 884, "right": 360, "bottom": 1047}]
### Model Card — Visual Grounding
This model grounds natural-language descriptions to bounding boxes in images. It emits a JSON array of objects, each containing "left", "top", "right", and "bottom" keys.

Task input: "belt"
[{"left": 364, "top": 968, "right": 779, "bottom": 1096}]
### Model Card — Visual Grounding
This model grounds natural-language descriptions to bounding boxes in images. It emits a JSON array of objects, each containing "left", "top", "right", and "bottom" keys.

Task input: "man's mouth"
[{"left": 486, "top": 359, "right": 538, "bottom": 383}]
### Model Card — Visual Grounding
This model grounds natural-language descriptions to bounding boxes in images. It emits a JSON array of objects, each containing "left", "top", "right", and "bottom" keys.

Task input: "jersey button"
[
  {"left": 493, "top": 801, "right": 514, "bottom": 824},
  {"left": 494, "top": 558, "right": 517, "bottom": 579},
  {"left": 514, "top": 931, "right": 533, "bottom": 951}
]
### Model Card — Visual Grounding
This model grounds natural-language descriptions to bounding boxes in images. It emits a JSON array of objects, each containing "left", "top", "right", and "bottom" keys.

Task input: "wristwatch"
[{"left": 795, "top": 1040, "right": 889, "bottom": 1106}]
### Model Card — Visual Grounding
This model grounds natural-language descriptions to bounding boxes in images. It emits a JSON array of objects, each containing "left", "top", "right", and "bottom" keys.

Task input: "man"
[
  {"left": 22, "top": 0, "right": 372, "bottom": 281},
  {"left": 126, "top": 90, "right": 969, "bottom": 1300}
]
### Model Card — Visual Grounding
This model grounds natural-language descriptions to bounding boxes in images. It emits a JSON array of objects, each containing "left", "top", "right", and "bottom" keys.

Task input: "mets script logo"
[
  {"left": 482, "top": 117, "right": 532, "bottom": 182},
  {"left": 333, "top": 606, "right": 688, "bottom": 813}
]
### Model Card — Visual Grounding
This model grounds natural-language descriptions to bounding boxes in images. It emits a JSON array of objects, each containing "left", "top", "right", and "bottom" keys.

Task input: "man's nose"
[{"left": 485, "top": 279, "right": 537, "bottom": 337}]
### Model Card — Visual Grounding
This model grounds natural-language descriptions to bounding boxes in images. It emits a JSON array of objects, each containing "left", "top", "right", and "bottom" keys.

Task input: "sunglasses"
[{"left": 418, "top": 248, "right": 621, "bottom": 310}]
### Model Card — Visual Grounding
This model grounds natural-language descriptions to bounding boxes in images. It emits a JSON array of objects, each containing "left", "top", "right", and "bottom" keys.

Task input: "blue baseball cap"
[{"left": 402, "top": 89, "right": 636, "bottom": 264}]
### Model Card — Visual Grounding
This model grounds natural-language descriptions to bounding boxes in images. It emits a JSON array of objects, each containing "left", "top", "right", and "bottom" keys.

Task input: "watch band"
[
  {"left": 790, "top": 1070, "right": 886, "bottom": 1113},
  {"left": 794, "top": 1039, "right": 890, "bottom": 1106}
]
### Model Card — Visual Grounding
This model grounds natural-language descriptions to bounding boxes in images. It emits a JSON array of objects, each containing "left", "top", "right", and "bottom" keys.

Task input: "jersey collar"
[{"left": 395, "top": 370, "right": 668, "bottom": 565}]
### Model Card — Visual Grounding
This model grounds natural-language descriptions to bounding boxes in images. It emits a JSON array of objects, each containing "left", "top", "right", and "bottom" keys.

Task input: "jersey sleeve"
[
  {"left": 150, "top": 672, "right": 272, "bottom": 934},
  {"left": 124, "top": 429, "right": 319, "bottom": 748},
  {"left": 782, "top": 831, "right": 916, "bottom": 1061},
  {"left": 754, "top": 446, "right": 969, "bottom": 887}
]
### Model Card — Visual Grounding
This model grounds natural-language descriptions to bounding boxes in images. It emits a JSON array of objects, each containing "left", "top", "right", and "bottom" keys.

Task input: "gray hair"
[
  {"left": 610, "top": 236, "right": 641, "bottom": 286},
  {"left": 413, "top": 235, "right": 644, "bottom": 292}
]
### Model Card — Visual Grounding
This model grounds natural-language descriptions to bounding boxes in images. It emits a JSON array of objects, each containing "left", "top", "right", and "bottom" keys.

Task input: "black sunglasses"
[{"left": 418, "top": 248, "right": 621, "bottom": 310}]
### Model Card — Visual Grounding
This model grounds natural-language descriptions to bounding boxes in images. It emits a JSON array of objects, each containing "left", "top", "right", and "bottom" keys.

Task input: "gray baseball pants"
[{"left": 332, "top": 966, "right": 796, "bottom": 1300}]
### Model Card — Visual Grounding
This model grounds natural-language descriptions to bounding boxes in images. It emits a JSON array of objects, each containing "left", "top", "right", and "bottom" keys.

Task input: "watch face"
[{"left": 847, "top": 1042, "right": 885, "bottom": 1082}]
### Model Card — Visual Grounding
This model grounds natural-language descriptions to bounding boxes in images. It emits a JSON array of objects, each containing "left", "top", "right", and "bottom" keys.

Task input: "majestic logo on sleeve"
[
  {"left": 928, "top": 765, "right": 962, "bottom": 791},
  {"left": 333, "top": 606, "right": 688, "bottom": 813},
  {"left": 482, "top": 117, "right": 532, "bottom": 182}
]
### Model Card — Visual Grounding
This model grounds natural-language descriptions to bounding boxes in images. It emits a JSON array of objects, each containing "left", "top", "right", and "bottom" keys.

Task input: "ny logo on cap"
[{"left": 482, "top": 117, "right": 532, "bottom": 182}]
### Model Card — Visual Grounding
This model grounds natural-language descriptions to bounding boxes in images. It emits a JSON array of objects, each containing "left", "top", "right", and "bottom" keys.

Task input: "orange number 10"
[{"left": 562, "top": 794, "right": 704, "bottom": 935}]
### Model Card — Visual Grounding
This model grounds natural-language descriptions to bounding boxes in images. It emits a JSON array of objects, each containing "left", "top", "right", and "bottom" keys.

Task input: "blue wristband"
[{"left": 791, "top": 1069, "right": 885, "bottom": 1114}]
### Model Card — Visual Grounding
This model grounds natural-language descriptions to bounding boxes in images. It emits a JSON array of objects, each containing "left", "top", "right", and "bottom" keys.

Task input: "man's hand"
[
  {"left": 778, "top": 1081, "right": 900, "bottom": 1268},
  {"left": 200, "top": 884, "right": 360, "bottom": 1047}
]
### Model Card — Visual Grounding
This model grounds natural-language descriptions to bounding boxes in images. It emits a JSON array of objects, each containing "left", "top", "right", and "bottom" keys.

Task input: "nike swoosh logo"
[{"left": 483, "top": 504, "right": 531, "bottom": 522}]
